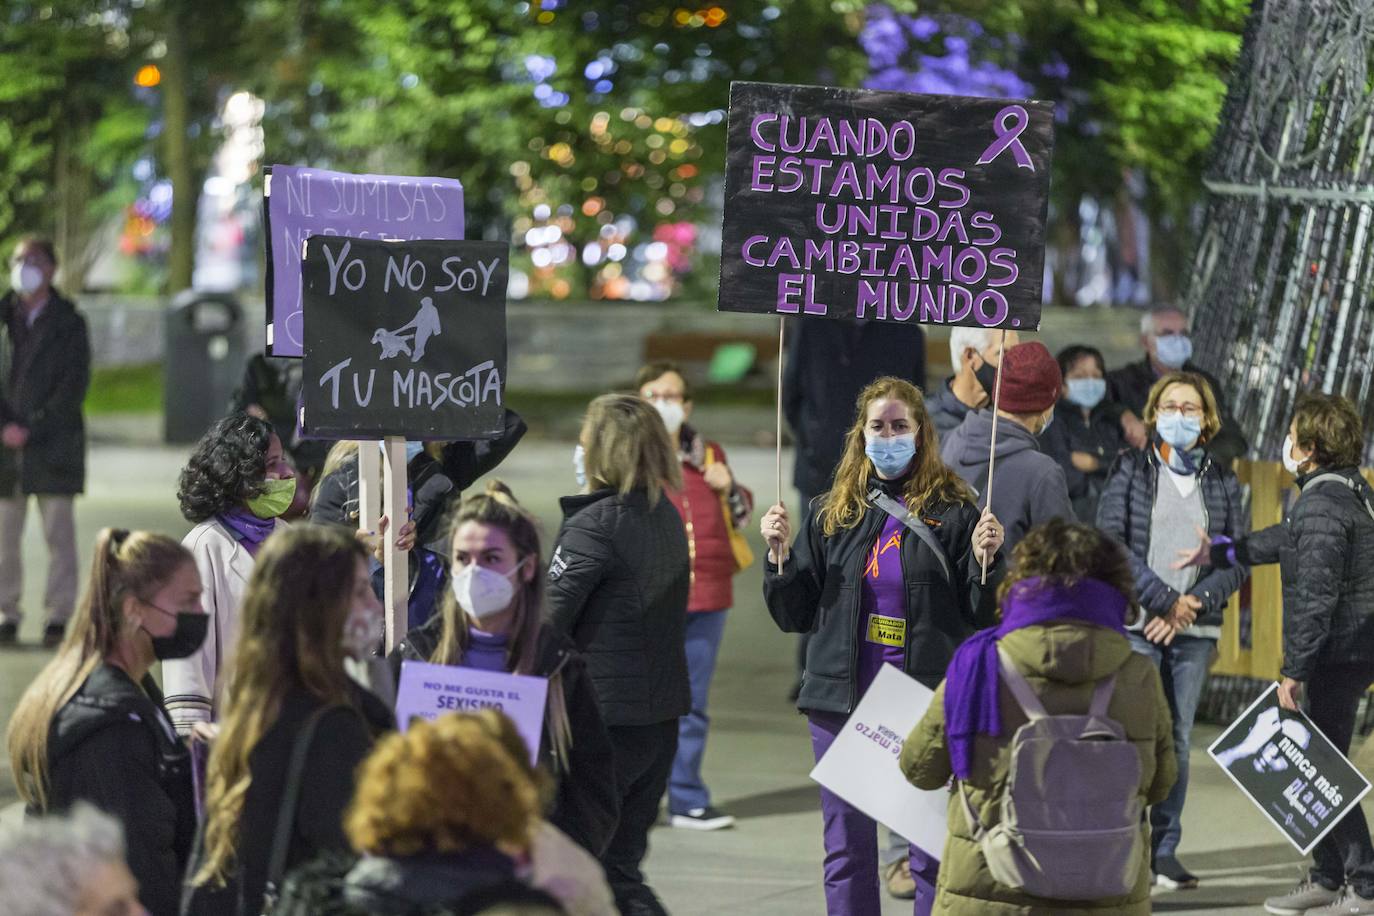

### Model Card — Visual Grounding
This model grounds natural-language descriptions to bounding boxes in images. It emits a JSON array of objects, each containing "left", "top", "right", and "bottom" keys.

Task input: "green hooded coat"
[{"left": 901, "top": 623, "right": 1177, "bottom": 915}]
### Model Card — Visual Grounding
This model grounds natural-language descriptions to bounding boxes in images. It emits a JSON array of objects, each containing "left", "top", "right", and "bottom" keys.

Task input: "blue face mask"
[
  {"left": 1155, "top": 412, "right": 1203, "bottom": 450},
  {"left": 1065, "top": 378, "right": 1106, "bottom": 410},
  {"left": 405, "top": 441, "right": 425, "bottom": 462},
  {"left": 865, "top": 433, "right": 917, "bottom": 478},
  {"left": 1154, "top": 334, "right": 1193, "bottom": 370}
]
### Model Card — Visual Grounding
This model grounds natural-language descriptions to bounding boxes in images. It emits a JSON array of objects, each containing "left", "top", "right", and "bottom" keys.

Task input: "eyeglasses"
[{"left": 1157, "top": 403, "right": 1204, "bottom": 419}]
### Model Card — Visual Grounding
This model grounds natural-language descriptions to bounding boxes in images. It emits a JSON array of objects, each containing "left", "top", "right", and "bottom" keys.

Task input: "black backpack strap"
[
  {"left": 261, "top": 705, "right": 334, "bottom": 914},
  {"left": 867, "top": 488, "right": 952, "bottom": 585},
  {"left": 1304, "top": 472, "right": 1374, "bottom": 522}
]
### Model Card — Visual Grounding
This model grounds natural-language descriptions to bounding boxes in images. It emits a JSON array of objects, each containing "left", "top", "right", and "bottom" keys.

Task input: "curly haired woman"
[{"left": 163, "top": 412, "right": 294, "bottom": 735}]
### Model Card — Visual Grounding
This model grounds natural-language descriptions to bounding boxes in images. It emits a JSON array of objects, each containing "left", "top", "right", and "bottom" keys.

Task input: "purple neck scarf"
[
  {"left": 216, "top": 506, "right": 276, "bottom": 556},
  {"left": 943, "top": 576, "right": 1128, "bottom": 779}
]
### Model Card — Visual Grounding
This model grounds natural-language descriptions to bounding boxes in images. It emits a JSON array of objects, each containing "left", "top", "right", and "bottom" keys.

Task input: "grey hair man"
[
  {"left": 1105, "top": 305, "right": 1248, "bottom": 463},
  {"left": 0, "top": 804, "right": 146, "bottom": 916},
  {"left": 927, "top": 326, "right": 1023, "bottom": 437}
]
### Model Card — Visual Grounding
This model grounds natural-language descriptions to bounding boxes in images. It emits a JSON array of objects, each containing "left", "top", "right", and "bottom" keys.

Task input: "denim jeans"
[
  {"left": 1128, "top": 631, "right": 1214, "bottom": 861},
  {"left": 808, "top": 711, "right": 938, "bottom": 916},
  {"left": 668, "top": 609, "right": 729, "bottom": 814}
]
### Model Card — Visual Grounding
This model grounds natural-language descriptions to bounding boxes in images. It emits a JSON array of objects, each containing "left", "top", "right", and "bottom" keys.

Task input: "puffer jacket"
[
  {"left": 763, "top": 477, "right": 1003, "bottom": 711},
  {"left": 546, "top": 487, "right": 690, "bottom": 727},
  {"left": 901, "top": 623, "right": 1176, "bottom": 915},
  {"left": 1216, "top": 467, "right": 1374, "bottom": 680},
  {"left": 1096, "top": 446, "right": 1248, "bottom": 629}
]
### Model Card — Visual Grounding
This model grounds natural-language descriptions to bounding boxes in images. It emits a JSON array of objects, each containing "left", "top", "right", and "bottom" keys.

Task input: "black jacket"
[
  {"left": 311, "top": 409, "right": 527, "bottom": 552},
  {"left": 1096, "top": 447, "right": 1248, "bottom": 628},
  {"left": 47, "top": 664, "right": 195, "bottom": 916},
  {"left": 764, "top": 479, "right": 1002, "bottom": 713},
  {"left": 1105, "top": 358, "right": 1248, "bottom": 464},
  {"left": 342, "top": 849, "right": 557, "bottom": 916},
  {"left": 182, "top": 682, "right": 394, "bottom": 916},
  {"left": 1217, "top": 468, "right": 1374, "bottom": 680},
  {"left": 783, "top": 318, "right": 926, "bottom": 498},
  {"left": 1040, "top": 397, "right": 1127, "bottom": 523},
  {"left": 546, "top": 488, "right": 690, "bottom": 727},
  {"left": 0, "top": 290, "right": 91, "bottom": 495},
  {"left": 389, "top": 619, "right": 620, "bottom": 856}
]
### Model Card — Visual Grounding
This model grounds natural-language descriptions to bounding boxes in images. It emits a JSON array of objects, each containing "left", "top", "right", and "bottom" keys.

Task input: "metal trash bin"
[{"left": 163, "top": 290, "right": 245, "bottom": 443}]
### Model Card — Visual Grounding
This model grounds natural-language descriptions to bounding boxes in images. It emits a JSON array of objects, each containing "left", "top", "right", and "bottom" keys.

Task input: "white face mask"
[
  {"left": 1282, "top": 434, "right": 1309, "bottom": 476},
  {"left": 652, "top": 398, "right": 686, "bottom": 437},
  {"left": 10, "top": 262, "right": 43, "bottom": 296},
  {"left": 341, "top": 598, "right": 384, "bottom": 659},
  {"left": 572, "top": 444, "right": 587, "bottom": 488},
  {"left": 450, "top": 561, "right": 524, "bottom": 620}
]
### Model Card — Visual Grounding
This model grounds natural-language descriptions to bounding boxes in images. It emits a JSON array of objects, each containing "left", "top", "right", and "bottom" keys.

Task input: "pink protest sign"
[{"left": 395, "top": 660, "right": 548, "bottom": 765}]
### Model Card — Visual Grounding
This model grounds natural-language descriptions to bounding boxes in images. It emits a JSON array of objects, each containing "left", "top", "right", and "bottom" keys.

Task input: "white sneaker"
[
  {"left": 669, "top": 806, "right": 736, "bottom": 831},
  {"left": 1264, "top": 879, "right": 1342, "bottom": 915}
]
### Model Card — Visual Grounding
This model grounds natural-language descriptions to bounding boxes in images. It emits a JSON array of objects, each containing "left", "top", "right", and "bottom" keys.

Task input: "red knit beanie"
[{"left": 995, "top": 341, "right": 1062, "bottom": 414}]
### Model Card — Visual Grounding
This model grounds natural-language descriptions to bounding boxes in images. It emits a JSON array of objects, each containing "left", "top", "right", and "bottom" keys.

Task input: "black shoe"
[
  {"left": 0, "top": 621, "right": 16, "bottom": 646},
  {"left": 42, "top": 622, "right": 65, "bottom": 648},
  {"left": 1154, "top": 854, "right": 1199, "bottom": 889}
]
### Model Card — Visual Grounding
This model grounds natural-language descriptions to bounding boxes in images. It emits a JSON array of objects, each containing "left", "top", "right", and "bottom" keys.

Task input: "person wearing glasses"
[
  {"left": 0, "top": 236, "right": 91, "bottom": 648},
  {"left": 1096, "top": 370, "right": 1248, "bottom": 891}
]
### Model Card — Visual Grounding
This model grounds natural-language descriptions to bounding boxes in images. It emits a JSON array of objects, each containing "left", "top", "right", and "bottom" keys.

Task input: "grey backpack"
[{"left": 958, "top": 647, "right": 1144, "bottom": 901}]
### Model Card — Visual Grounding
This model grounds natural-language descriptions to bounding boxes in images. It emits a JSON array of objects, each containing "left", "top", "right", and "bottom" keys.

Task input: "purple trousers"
[{"left": 809, "top": 710, "right": 938, "bottom": 916}]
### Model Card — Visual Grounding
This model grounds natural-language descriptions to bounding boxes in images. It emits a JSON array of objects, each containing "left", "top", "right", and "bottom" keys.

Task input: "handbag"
[{"left": 705, "top": 445, "right": 754, "bottom": 572}]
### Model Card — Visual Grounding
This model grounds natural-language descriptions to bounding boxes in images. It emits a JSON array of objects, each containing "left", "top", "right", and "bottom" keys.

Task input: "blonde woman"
[
  {"left": 760, "top": 376, "right": 1004, "bottom": 916},
  {"left": 7, "top": 528, "right": 205, "bottom": 916},
  {"left": 1096, "top": 369, "right": 1246, "bottom": 890},
  {"left": 183, "top": 525, "right": 392, "bottom": 916},
  {"left": 389, "top": 481, "right": 618, "bottom": 857},
  {"left": 548, "top": 393, "right": 689, "bottom": 916}
]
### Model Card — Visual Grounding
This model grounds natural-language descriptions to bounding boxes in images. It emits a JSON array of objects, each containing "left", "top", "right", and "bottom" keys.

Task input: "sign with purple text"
[
  {"left": 810, "top": 664, "right": 949, "bottom": 856},
  {"left": 395, "top": 660, "right": 548, "bottom": 766},
  {"left": 718, "top": 82, "right": 1054, "bottom": 330},
  {"left": 264, "top": 165, "right": 465, "bottom": 357}
]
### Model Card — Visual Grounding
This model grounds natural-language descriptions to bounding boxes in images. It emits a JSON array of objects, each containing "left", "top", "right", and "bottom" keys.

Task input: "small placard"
[
  {"left": 1209, "top": 682, "right": 1372, "bottom": 855},
  {"left": 395, "top": 660, "right": 549, "bottom": 766}
]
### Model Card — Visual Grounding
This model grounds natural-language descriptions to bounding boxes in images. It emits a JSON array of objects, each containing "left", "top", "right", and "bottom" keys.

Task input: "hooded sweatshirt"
[{"left": 940, "top": 410, "right": 1075, "bottom": 554}]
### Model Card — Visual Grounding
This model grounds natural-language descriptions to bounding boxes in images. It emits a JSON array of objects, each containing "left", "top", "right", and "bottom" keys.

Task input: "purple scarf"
[
  {"left": 943, "top": 576, "right": 1129, "bottom": 779},
  {"left": 216, "top": 506, "right": 275, "bottom": 556}
]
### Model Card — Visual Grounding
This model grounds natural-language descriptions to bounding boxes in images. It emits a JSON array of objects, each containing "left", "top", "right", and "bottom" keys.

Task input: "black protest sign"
[
  {"left": 300, "top": 237, "right": 507, "bottom": 440},
  {"left": 1209, "top": 683, "right": 1372, "bottom": 854},
  {"left": 718, "top": 81, "right": 1053, "bottom": 330}
]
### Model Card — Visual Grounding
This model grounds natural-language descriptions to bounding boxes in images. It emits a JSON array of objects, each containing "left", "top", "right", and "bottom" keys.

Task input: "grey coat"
[{"left": 940, "top": 410, "right": 1075, "bottom": 554}]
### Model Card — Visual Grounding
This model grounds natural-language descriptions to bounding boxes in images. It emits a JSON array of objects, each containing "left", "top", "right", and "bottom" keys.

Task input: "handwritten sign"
[
  {"left": 718, "top": 81, "right": 1053, "bottom": 330},
  {"left": 395, "top": 660, "right": 548, "bottom": 765},
  {"left": 1209, "top": 683, "right": 1372, "bottom": 854},
  {"left": 810, "top": 664, "right": 949, "bottom": 857},
  {"left": 263, "top": 165, "right": 465, "bottom": 357},
  {"left": 300, "top": 236, "right": 507, "bottom": 439}
]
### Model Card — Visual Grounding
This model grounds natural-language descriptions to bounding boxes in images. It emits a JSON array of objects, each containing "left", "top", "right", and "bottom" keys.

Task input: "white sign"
[
  {"left": 395, "top": 660, "right": 548, "bottom": 766},
  {"left": 810, "top": 664, "right": 949, "bottom": 857}
]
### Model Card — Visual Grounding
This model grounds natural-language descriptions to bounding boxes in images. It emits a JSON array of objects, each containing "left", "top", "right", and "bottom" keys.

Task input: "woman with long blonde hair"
[
  {"left": 389, "top": 480, "right": 618, "bottom": 858},
  {"left": 182, "top": 524, "right": 392, "bottom": 916},
  {"left": 547, "top": 393, "right": 688, "bottom": 916},
  {"left": 6, "top": 528, "right": 206, "bottom": 916},
  {"left": 760, "top": 376, "right": 1005, "bottom": 916}
]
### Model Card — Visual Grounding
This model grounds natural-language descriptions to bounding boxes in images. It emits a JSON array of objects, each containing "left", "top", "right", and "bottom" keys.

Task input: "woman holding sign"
[
  {"left": 760, "top": 376, "right": 1005, "bottom": 916},
  {"left": 184, "top": 525, "right": 393, "bottom": 916},
  {"left": 389, "top": 481, "right": 619, "bottom": 859}
]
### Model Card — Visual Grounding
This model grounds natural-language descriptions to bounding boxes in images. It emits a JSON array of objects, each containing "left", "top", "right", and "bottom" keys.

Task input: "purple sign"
[
  {"left": 718, "top": 81, "right": 1054, "bottom": 330},
  {"left": 264, "top": 165, "right": 465, "bottom": 357},
  {"left": 395, "top": 660, "right": 547, "bottom": 765}
]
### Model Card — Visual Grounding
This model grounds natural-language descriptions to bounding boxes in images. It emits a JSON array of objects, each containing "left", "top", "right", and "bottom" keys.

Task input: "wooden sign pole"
[
  {"left": 980, "top": 329, "right": 1008, "bottom": 585},
  {"left": 775, "top": 316, "right": 786, "bottom": 572},
  {"left": 381, "top": 436, "right": 409, "bottom": 653},
  {"left": 358, "top": 441, "right": 382, "bottom": 533}
]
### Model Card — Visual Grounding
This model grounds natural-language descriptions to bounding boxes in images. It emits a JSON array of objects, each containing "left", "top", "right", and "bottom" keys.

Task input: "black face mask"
[
  {"left": 974, "top": 359, "right": 999, "bottom": 399},
  {"left": 142, "top": 605, "right": 209, "bottom": 660}
]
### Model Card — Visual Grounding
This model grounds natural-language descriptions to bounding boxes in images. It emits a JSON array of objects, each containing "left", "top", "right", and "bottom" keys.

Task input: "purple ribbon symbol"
[{"left": 976, "top": 105, "right": 1035, "bottom": 171}]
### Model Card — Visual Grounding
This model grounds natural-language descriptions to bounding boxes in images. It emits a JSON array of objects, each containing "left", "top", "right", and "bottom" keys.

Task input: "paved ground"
[{"left": 0, "top": 434, "right": 1363, "bottom": 915}]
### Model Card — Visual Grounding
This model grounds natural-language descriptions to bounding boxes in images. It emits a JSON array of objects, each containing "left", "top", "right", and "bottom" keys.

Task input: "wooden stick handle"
[
  {"left": 980, "top": 329, "right": 1007, "bottom": 585},
  {"left": 775, "top": 316, "right": 786, "bottom": 574}
]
